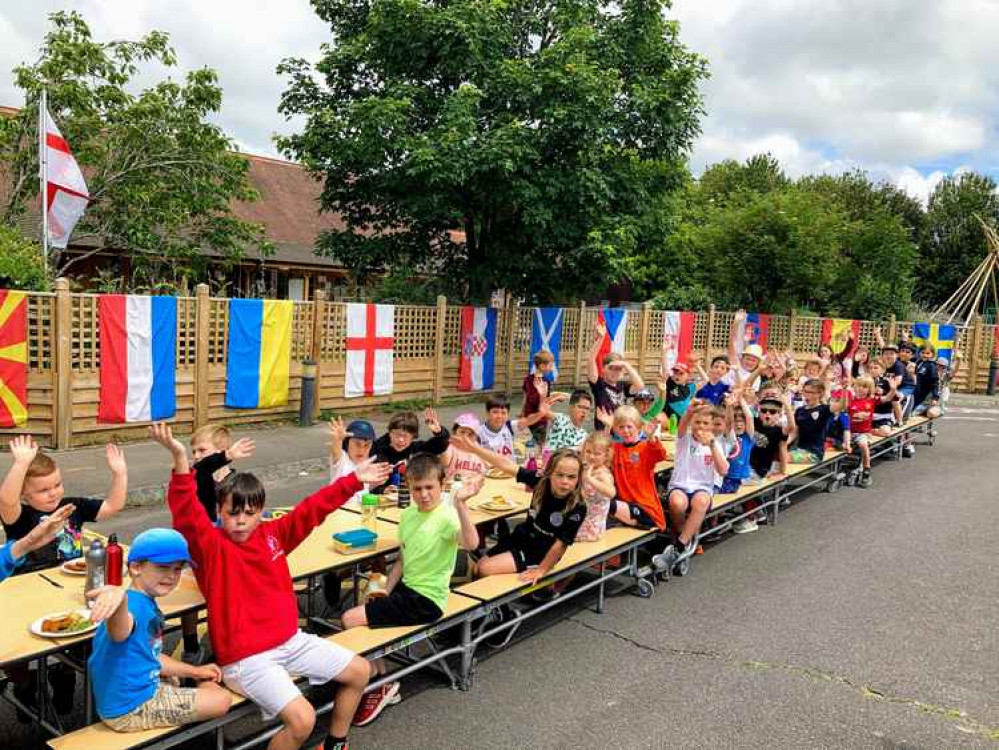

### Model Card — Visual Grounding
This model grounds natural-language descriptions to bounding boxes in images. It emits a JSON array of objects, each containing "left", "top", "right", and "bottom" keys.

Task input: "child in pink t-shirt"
[{"left": 442, "top": 413, "right": 488, "bottom": 478}]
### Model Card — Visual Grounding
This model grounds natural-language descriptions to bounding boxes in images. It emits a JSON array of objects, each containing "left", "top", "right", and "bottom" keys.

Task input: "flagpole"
[{"left": 39, "top": 89, "right": 49, "bottom": 274}]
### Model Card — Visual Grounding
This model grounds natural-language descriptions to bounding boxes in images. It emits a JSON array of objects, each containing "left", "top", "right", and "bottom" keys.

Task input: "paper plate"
[
  {"left": 30, "top": 609, "right": 97, "bottom": 639},
  {"left": 60, "top": 559, "right": 88, "bottom": 576},
  {"left": 485, "top": 469, "right": 512, "bottom": 479}
]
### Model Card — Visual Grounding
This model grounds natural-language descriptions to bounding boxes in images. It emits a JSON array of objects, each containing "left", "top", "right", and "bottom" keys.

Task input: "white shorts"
[{"left": 222, "top": 631, "right": 355, "bottom": 719}]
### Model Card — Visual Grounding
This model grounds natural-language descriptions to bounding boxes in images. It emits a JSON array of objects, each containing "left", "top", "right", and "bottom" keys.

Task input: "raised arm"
[
  {"left": 0, "top": 436, "right": 36, "bottom": 526},
  {"left": 453, "top": 475, "right": 483, "bottom": 550},
  {"left": 96, "top": 444, "right": 128, "bottom": 521},
  {"left": 587, "top": 319, "right": 605, "bottom": 384},
  {"left": 620, "top": 360, "right": 645, "bottom": 392},
  {"left": 739, "top": 394, "right": 755, "bottom": 436},
  {"left": 677, "top": 399, "right": 708, "bottom": 436},
  {"left": 729, "top": 309, "right": 746, "bottom": 363},
  {"left": 450, "top": 434, "right": 519, "bottom": 475}
]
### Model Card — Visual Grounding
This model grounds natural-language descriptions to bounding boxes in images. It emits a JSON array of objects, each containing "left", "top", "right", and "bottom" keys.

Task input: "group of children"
[{"left": 0, "top": 311, "right": 956, "bottom": 749}]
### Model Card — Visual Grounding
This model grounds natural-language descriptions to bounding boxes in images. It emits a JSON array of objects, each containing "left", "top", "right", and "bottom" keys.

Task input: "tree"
[
  {"left": 0, "top": 11, "right": 271, "bottom": 288},
  {"left": 0, "top": 225, "right": 47, "bottom": 290},
  {"left": 278, "top": 0, "right": 707, "bottom": 302},
  {"left": 919, "top": 172, "right": 999, "bottom": 308}
]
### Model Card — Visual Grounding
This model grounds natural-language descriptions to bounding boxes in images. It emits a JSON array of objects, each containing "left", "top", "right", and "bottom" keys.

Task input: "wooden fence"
[{"left": 4, "top": 279, "right": 998, "bottom": 449}]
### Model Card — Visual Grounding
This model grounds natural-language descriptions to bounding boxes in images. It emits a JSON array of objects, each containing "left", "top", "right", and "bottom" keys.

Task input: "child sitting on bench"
[
  {"left": 86, "top": 529, "right": 232, "bottom": 732},
  {"left": 341, "top": 454, "right": 482, "bottom": 726}
]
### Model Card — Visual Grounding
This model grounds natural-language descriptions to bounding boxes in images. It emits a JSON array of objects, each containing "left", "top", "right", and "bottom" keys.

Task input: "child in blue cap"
[{"left": 86, "top": 528, "right": 231, "bottom": 732}]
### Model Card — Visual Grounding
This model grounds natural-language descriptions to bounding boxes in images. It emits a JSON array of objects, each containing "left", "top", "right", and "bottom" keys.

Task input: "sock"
[{"left": 324, "top": 736, "right": 348, "bottom": 750}]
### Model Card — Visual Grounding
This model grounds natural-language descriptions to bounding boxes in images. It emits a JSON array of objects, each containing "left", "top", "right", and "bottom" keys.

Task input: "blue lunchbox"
[{"left": 332, "top": 528, "right": 378, "bottom": 554}]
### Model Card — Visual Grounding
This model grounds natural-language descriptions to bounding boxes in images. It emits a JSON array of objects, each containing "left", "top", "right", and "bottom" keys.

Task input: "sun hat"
[
  {"left": 744, "top": 344, "right": 765, "bottom": 359},
  {"left": 128, "top": 528, "right": 192, "bottom": 565},
  {"left": 454, "top": 412, "right": 482, "bottom": 431}
]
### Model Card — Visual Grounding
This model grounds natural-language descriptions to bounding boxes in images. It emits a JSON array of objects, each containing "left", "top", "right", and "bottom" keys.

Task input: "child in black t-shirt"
[
  {"left": 0, "top": 435, "right": 128, "bottom": 717},
  {"left": 587, "top": 319, "right": 644, "bottom": 431},
  {"left": 750, "top": 396, "right": 792, "bottom": 481},
  {"left": 476, "top": 448, "right": 586, "bottom": 584},
  {"left": 189, "top": 425, "right": 256, "bottom": 522},
  {"left": 788, "top": 379, "right": 839, "bottom": 463}
]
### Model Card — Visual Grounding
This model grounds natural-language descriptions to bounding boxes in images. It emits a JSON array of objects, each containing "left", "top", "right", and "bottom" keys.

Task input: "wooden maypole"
[{"left": 930, "top": 216, "right": 999, "bottom": 325}]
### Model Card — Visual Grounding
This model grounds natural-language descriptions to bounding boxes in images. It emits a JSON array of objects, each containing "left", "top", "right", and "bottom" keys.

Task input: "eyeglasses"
[
  {"left": 759, "top": 408, "right": 780, "bottom": 415},
  {"left": 573, "top": 404, "right": 592, "bottom": 411}
]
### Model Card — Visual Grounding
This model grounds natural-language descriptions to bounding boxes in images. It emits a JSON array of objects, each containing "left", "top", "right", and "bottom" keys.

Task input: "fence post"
[
  {"left": 639, "top": 301, "right": 653, "bottom": 377},
  {"left": 310, "top": 289, "right": 326, "bottom": 418},
  {"left": 706, "top": 304, "right": 717, "bottom": 360},
  {"left": 968, "top": 317, "right": 985, "bottom": 393},
  {"left": 574, "top": 301, "right": 587, "bottom": 387},
  {"left": 505, "top": 301, "right": 519, "bottom": 398},
  {"left": 433, "top": 296, "right": 447, "bottom": 403},
  {"left": 788, "top": 309, "right": 798, "bottom": 356},
  {"left": 193, "top": 284, "right": 210, "bottom": 429},
  {"left": 887, "top": 314, "right": 897, "bottom": 344},
  {"left": 53, "top": 278, "right": 72, "bottom": 450}
]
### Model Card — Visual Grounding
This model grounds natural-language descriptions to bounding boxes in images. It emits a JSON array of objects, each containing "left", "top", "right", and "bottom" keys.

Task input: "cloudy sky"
[{"left": 2, "top": 0, "right": 997, "bottom": 203}]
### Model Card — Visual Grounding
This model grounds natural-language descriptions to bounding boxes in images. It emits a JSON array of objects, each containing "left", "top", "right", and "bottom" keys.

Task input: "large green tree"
[
  {"left": 278, "top": 0, "right": 707, "bottom": 302},
  {"left": 0, "top": 11, "right": 270, "bottom": 290},
  {"left": 919, "top": 172, "right": 999, "bottom": 308}
]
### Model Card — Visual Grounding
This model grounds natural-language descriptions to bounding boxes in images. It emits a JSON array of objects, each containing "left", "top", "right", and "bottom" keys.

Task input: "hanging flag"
[
  {"left": 226, "top": 299, "right": 293, "bottom": 408},
  {"left": 530, "top": 307, "right": 563, "bottom": 378},
  {"left": 734, "top": 312, "right": 770, "bottom": 356},
  {"left": 458, "top": 306, "right": 498, "bottom": 391},
  {"left": 912, "top": 322, "right": 956, "bottom": 362},
  {"left": 42, "top": 104, "right": 89, "bottom": 249},
  {"left": 820, "top": 318, "right": 860, "bottom": 352},
  {"left": 596, "top": 308, "right": 628, "bottom": 375},
  {"left": 662, "top": 311, "right": 696, "bottom": 373},
  {"left": 0, "top": 290, "right": 28, "bottom": 428},
  {"left": 345, "top": 303, "right": 394, "bottom": 397},
  {"left": 98, "top": 295, "right": 177, "bottom": 423}
]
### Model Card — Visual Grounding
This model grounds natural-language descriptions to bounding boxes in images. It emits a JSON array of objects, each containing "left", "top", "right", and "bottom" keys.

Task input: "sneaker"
[
  {"left": 651, "top": 544, "right": 679, "bottom": 572},
  {"left": 755, "top": 511, "right": 769, "bottom": 525},
  {"left": 352, "top": 682, "right": 401, "bottom": 727},
  {"left": 860, "top": 471, "right": 872, "bottom": 488},
  {"left": 902, "top": 444, "right": 916, "bottom": 458},
  {"left": 732, "top": 518, "right": 758, "bottom": 534}
]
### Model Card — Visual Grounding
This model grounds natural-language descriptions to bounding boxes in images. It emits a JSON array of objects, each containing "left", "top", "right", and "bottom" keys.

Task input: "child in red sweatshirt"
[{"left": 150, "top": 423, "right": 391, "bottom": 750}]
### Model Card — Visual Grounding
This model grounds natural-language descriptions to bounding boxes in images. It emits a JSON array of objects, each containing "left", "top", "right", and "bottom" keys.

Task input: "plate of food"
[
  {"left": 478, "top": 496, "right": 519, "bottom": 512},
  {"left": 30, "top": 610, "right": 97, "bottom": 639},
  {"left": 60, "top": 558, "right": 88, "bottom": 576},
  {"left": 485, "top": 468, "right": 512, "bottom": 479}
]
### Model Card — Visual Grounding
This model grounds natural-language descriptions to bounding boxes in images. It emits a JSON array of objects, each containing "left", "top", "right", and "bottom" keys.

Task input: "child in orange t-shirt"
[{"left": 607, "top": 406, "right": 670, "bottom": 529}]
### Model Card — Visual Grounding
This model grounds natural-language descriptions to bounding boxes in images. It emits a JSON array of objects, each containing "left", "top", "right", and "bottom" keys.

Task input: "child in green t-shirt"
[{"left": 341, "top": 454, "right": 482, "bottom": 726}]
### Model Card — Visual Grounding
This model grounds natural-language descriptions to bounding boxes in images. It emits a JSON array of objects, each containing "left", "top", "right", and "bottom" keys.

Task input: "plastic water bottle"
[
  {"left": 525, "top": 440, "right": 538, "bottom": 473},
  {"left": 361, "top": 493, "right": 379, "bottom": 534},
  {"left": 105, "top": 534, "right": 123, "bottom": 586},
  {"left": 450, "top": 476, "right": 463, "bottom": 507},
  {"left": 668, "top": 414, "right": 679, "bottom": 436},
  {"left": 84, "top": 540, "right": 106, "bottom": 606}
]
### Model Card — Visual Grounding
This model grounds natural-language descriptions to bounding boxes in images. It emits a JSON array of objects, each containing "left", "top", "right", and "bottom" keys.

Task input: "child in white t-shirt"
[
  {"left": 477, "top": 395, "right": 549, "bottom": 458},
  {"left": 329, "top": 418, "right": 376, "bottom": 506}
]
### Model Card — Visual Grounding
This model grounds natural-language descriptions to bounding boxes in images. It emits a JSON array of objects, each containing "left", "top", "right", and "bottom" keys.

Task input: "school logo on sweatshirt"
[{"left": 265, "top": 534, "right": 284, "bottom": 561}]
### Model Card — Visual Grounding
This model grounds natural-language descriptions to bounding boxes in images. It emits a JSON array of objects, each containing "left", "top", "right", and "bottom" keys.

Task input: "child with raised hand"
[
  {"left": 476, "top": 448, "right": 587, "bottom": 584},
  {"left": 694, "top": 355, "right": 731, "bottom": 405},
  {"left": 0, "top": 504, "right": 74, "bottom": 583},
  {"left": 523, "top": 350, "right": 556, "bottom": 443},
  {"left": 575, "top": 432, "right": 616, "bottom": 542},
  {"left": 587, "top": 319, "right": 645, "bottom": 431},
  {"left": 545, "top": 389, "right": 592, "bottom": 451},
  {"left": 478, "top": 394, "right": 551, "bottom": 457},
  {"left": 341, "top": 454, "right": 482, "bottom": 726},
  {"left": 441, "top": 413, "right": 489, "bottom": 477},
  {"left": 718, "top": 393, "right": 755, "bottom": 495},
  {"left": 149, "top": 422, "right": 389, "bottom": 750},
  {"left": 818, "top": 330, "right": 856, "bottom": 383},
  {"left": 652, "top": 400, "right": 729, "bottom": 571},
  {"left": 726, "top": 309, "right": 765, "bottom": 391},
  {"left": 869, "top": 362, "right": 898, "bottom": 436},
  {"left": 190, "top": 425, "right": 256, "bottom": 523},
  {"left": 372, "top": 407, "right": 450, "bottom": 492},
  {"left": 85, "top": 528, "right": 231, "bottom": 732},
  {"left": 607, "top": 405, "right": 670, "bottom": 530},
  {"left": 329, "top": 417, "right": 377, "bottom": 502}
]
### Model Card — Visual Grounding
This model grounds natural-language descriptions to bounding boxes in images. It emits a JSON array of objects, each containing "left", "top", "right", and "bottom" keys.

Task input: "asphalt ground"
[{"left": 1, "top": 406, "right": 997, "bottom": 748}]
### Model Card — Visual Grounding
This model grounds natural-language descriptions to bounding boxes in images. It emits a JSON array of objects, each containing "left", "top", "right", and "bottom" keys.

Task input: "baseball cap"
[
  {"left": 744, "top": 344, "right": 764, "bottom": 359},
  {"left": 882, "top": 342, "right": 898, "bottom": 351},
  {"left": 937, "top": 356, "right": 950, "bottom": 366},
  {"left": 345, "top": 420, "right": 376, "bottom": 443},
  {"left": 633, "top": 389, "right": 655, "bottom": 402},
  {"left": 671, "top": 363, "right": 690, "bottom": 374},
  {"left": 128, "top": 528, "right": 192, "bottom": 566},
  {"left": 454, "top": 412, "right": 482, "bottom": 431}
]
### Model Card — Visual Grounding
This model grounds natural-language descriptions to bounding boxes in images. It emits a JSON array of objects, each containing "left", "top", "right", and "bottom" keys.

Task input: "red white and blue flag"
[
  {"left": 735, "top": 312, "right": 770, "bottom": 356},
  {"left": 596, "top": 308, "right": 628, "bottom": 374},
  {"left": 458, "top": 306, "right": 497, "bottom": 391},
  {"left": 98, "top": 295, "right": 177, "bottom": 423},
  {"left": 663, "top": 311, "right": 695, "bottom": 372}
]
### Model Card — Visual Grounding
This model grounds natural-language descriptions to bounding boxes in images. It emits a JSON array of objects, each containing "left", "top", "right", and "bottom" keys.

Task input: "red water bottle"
[{"left": 105, "top": 533, "right": 123, "bottom": 586}]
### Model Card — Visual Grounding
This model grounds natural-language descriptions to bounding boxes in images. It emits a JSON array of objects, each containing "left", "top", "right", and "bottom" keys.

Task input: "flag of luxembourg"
[
  {"left": 458, "top": 306, "right": 497, "bottom": 391},
  {"left": 596, "top": 308, "right": 628, "bottom": 374},
  {"left": 98, "top": 295, "right": 177, "bottom": 423}
]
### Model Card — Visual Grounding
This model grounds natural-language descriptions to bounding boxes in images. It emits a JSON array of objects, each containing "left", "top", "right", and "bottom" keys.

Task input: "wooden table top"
[{"left": 374, "top": 476, "right": 534, "bottom": 526}]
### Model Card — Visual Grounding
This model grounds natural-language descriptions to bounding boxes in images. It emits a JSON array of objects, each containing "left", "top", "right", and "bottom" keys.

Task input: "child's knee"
[
  {"left": 281, "top": 698, "right": 316, "bottom": 739},
  {"left": 668, "top": 492, "right": 688, "bottom": 512},
  {"left": 691, "top": 494, "right": 711, "bottom": 513},
  {"left": 339, "top": 656, "right": 371, "bottom": 689},
  {"left": 197, "top": 683, "right": 231, "bottom": 719},
  {"left": 341, "top": 605, "right": 367, "bottom": 630}
]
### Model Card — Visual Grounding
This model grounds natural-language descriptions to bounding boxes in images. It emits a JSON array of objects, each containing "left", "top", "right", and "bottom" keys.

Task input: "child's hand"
[
  {"left": 906, "top": 362, "right": 916, "bottom": 374},
  {"left": 226, "top": 438, "right": 255, "bottom": 462},
  {"left": 424, "top": 407, "right": 442, "bottom": 434},
  {"left": 450, "top": 433, "right": 476, "bottom": 453},
  {"left": 16, "top": 504, "right": 75, "bottom": 554},
  {"left": 454, "top": 474, "right": 484, "bottom": 503},
  {"left": 887, "top": 375, "right": 901, "bottom": 389},
  {"left": 329, "top": 417, "right": 348, "bottom": 444},
  {"left": 545, "top": 392, "right": 569, "bottom": 405},
  {"left": 694, "top": 429, "right": 714, "bottom": 446},
  {"left": 86, "top": 585, "right": 126, "bottom": 623},
  {"left": 519, "top": 567, "right": 545, "bottom": 585},
  {"left": 954, "top": 350, "right": 964, "bottom": 360},
  {"left": 593, "top": 319, "right": 606, "bottom": 338},
  {"left": 194, "top": 663, "right": 223, "bottom": 683},
  {"left": 8, "top": 435, "right": 38, "bottom": 465},
  {"left": 595, "top": 407, "right": 614, "bottom": 428},
  {"left": 734, "top": 309, "right": 746, "bottom": 324},
  {"left": 149, "top": 423, "right": 185, "bottom": 456},
  {"left": 723, "top": 392, "right": 737, "bottom": 407},
  {"left": 353, "top": 457, "right": 392, "bottom": 486},
  {"left": 105, "top": 444, "right": 127, "bottom": 476}
]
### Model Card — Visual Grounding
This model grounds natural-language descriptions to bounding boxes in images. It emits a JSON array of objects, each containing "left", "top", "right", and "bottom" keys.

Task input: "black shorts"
[
  {"left": 608, "top": 498, "right": 658, "bottom": 529},
  {"left": 485, "top": 525, "right": 554, "bottom": 572},
  {"left": 364, "top": 581, "right": 443, "bottom": 629}
]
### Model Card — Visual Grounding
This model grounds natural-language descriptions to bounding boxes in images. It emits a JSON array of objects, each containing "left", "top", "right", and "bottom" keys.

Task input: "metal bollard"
[
  {"left": 299, "top": 359, "right": 317, "bottom": 426},
  {"left": 989, "top": 358, "right": 999, "bottom": 396}
]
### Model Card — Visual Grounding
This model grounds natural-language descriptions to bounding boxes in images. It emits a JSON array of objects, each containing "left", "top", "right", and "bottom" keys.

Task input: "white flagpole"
[{"left": 39, "top": 89, "right": 49, "bottom": 274}]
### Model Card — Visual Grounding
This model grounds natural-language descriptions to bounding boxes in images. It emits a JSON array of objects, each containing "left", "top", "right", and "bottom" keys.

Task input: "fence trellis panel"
[{"left": 2, "top": 284, "right": 996, "bottom": 449}]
